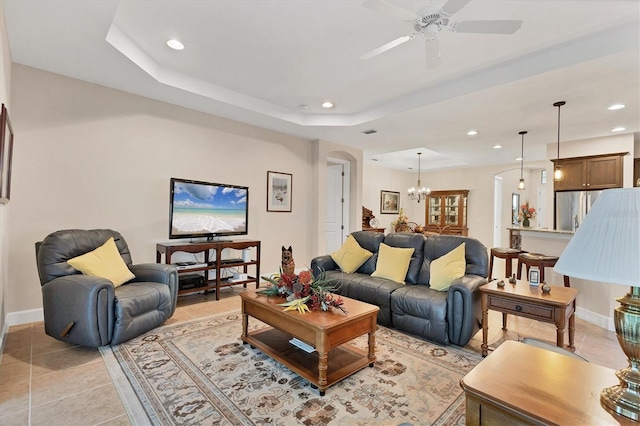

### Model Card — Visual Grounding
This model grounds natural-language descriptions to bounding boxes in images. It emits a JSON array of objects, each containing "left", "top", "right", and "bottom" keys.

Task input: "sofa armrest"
[
  {"left": 446, "top": 274, "right": 487, "bottom": 346},
  {"left": 129, "top": 263, "right": 179, "bottom": 316},
  {"left": 311, "top": 255, "right": 339, "bottom": 276},
  {"left": 41, "top": 275, "right": 116, "bottom": 347}
]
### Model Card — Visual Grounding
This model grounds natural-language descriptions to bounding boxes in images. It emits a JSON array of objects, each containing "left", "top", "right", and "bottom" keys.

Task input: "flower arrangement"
[
  {"left": 257, "top": 268, "right": 346, "bottom": 314},
  {"left": 518, "top": 201, "right": 536, "bottom": 220},
  {"left": 392, "top": 207, "right": 412, "bottom": 232},
  {"left": 391, "top": 207, "right": 409, "bottom": 227}
]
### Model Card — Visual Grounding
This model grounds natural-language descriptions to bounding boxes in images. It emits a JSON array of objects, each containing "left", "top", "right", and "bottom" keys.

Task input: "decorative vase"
[{"left": 522, "top": 218, "right": 530, "bottom": 227}]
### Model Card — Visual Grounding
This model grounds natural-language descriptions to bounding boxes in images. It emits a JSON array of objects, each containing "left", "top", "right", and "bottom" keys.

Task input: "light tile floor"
[{"left": 0, "top": 286, "right": 628, "bottom": 425}]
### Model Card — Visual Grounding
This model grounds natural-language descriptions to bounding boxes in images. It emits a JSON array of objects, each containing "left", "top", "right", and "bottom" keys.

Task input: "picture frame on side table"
[
  {"left": 528, "top": 268, "right": 540, "bottom": 286},
  {"left": 267, "top": 171, "right": 292, "bottom": 212},
  {"left": 0, "top": 104, "right": 14, "bottom": 204},
  {"left": 380, "top": 190, "right": 400, "bottom": 214}
]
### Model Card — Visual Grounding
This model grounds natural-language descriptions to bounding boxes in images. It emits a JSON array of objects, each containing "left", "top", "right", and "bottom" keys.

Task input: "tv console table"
[{"left": 156, "top": 240, "right": 261, "bottom": 300}]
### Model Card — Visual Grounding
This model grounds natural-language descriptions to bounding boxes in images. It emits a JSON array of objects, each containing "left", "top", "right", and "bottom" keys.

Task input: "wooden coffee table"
[
  {"left": 480, "top": 279, "right": 578, "bottom": 356},
  {"left": 240, "top": 288, "right": 379, "bottom": 395}
]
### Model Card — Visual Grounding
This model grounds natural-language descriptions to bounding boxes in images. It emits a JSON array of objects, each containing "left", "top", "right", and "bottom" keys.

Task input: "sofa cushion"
[
  {"left": 330, "top": 234, "right": 373, "bottom": 273},
  {"left": 327, "top": 272, "right": 402, "bottom": 327},
  {"left": 382, "top": 232, "right": 425, "bottom": 284},
  {"left": 419, "top": 235, "right": 488, "bottom": 284},
  {"left": 429, "top": 242, "right": 466, "bottom": 291},
  {"left": 390, "top": 285, "right": 449, "bottom": 345},
  {"left": 67, "top": 237, "right": 135, "bottom": 287},
  {"left": 372, "top": 243, "right": 414, "bottom": 284},
  {"left": 351, "top": 231, "right": 386, "bottom": 274}
]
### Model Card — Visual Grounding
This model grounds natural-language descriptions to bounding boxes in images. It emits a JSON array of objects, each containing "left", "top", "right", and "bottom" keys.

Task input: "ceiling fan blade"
[
  {"left": 361, "top": 35, "right": 415, "bottom": 60},
  {"left": 441, "top": 0, "right": 472, "bottom": 15},
  {"left": 425, "top": 38, "right": 441, "bottom": 69},
  {"left": 451, "top": 20, "right": 523, "bottom": 34},
  {"left": 363, "top": 0, "right": 419, "bottom": 21}
]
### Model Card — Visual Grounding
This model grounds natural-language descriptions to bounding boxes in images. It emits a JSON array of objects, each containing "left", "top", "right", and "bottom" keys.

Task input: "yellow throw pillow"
[
  {"left": 371, "top": 243, "right": 414, "bottom": 284},
  {"left": 429, "top": 243, "right": 466, "bottom": 291},
  {"left": 331, "top": 234, "right": 373, "bottom": 273},
  {"left": 67, "top": 237, "right": 135, "bottom": 287}
]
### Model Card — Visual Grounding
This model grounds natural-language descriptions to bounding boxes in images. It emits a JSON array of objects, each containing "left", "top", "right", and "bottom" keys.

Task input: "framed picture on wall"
[
  {"left": 380, "top": 190, "right": 400, "bottom": 214},
  {"left": 0, "top": 104, "right": 14, "bottom": 204},
  {"left": 267, "top": 171, "right": 292, "bottom": 212}
]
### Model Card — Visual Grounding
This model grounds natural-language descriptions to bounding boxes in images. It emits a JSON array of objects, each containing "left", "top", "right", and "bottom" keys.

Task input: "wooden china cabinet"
[{"left": 424, "top": 190, "right": 469, "bottom": 236}]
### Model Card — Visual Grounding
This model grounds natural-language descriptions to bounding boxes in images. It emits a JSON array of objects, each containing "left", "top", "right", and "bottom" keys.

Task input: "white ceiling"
[{"left": 3, "top": 0, "right": 639, "bottom": 171}]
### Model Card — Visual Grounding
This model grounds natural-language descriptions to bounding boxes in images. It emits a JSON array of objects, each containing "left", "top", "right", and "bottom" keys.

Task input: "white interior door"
[
  {"left": 493, "top": 176, "right": 503, "bottom": 247},
  {"left": 326, "top": 161, "right": 349, "bottom": 253}
]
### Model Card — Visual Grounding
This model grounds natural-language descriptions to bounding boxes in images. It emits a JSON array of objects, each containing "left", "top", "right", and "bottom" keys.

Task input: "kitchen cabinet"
[
  {"left": 552, "top": 153, "right": 625, "bottom": 191},
  {"left": 424, "top": 190, "right": 469, "bottom": 235},
  {"left": 634, "top": 158, "right": 640, "bottom": 187}
]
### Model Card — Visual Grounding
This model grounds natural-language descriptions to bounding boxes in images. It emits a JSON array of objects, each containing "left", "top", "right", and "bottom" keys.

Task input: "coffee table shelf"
[
  {"left": 244, "top": 327, "right": 371, "bottom": 393},
  {"left": 240, "top": 289, "right": 378, "bottom": 396}
]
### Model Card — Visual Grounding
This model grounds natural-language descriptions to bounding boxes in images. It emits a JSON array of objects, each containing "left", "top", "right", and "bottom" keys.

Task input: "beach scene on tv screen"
[{"left": 172, "top": 182, "right": 247, "bottom": 235}]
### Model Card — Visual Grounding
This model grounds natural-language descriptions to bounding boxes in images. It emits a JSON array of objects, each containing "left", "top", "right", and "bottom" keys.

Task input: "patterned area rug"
[{"left": 101, "top": 311, "right": 484, "bottom": 425}]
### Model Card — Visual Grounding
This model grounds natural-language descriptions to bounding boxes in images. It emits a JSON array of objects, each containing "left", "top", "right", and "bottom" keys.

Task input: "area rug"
[{"left": 101, "top": 311, "right": 484, "bottom": 425}]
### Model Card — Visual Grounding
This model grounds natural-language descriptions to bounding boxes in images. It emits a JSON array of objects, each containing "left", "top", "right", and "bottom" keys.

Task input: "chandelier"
[{"left": 408, "top": 152, "right": 430, "bottom": 202}]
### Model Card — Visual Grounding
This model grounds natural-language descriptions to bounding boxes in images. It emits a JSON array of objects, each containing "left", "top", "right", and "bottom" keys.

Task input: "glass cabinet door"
[
  {"left": 444, "top": 195, "right": 459, "bottom": 225},
  {"left": 428, "top": 196, "right": 440, "bottom": 225}
]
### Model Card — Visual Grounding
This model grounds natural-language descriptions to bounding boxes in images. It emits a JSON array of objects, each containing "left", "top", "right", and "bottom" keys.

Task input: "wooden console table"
[
  {"left": 460, "top": 341, "right": 634, "bottom": 425},
  {"left": 480, "top": 280, "right": 578, "bottom": 357},
  {"left": 156, "top": 239, "right": 260, "bottom": 300}
]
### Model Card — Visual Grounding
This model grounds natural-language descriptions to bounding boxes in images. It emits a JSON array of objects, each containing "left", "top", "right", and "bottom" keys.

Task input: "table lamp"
[{"left": 554, "top": 187, "right": 640, "bottom": 420}]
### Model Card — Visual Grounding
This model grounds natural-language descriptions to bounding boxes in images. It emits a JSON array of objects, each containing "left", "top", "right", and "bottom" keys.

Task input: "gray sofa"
[
  {"left": 35, "top": 229, "right": 179, "bottom": 347},
  {"left": 311, "top": 231, "right": 488, "bottom": 346}
]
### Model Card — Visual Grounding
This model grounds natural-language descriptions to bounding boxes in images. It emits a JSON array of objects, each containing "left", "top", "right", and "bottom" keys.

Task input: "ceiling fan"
[{"left": 361, "top": 0, "right": 523, "bottom": 68}]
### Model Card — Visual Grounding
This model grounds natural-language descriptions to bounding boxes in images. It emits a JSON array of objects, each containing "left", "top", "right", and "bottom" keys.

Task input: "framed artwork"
[
  {"left": 267, "top": 171, "right": 292, "bottom": 212},
  {"left": 0, "top": 104, "right": 14, "bottom": 204},
  {"left": 528, "top": 268, "right": 540, "bottom": 286},
  {"left": 380, "top": 190, "right": 400, "bottom": 214}
]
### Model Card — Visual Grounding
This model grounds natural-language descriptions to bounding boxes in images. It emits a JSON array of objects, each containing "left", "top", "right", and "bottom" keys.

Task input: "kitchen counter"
[{"left": 507, "top": 227, "right": 573, "bottom": 249}]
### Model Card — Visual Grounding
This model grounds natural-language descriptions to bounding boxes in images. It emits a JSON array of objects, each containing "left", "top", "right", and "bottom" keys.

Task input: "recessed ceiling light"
[
  {"left": 467, "top": 130, "right": 478, "bottom": 136},
  {"left": 166, "top": 39, "right": 184, "bottom": 50},
  {"left": 322, "top": 101, "right": 334, "bottom": 109},
  {"left": 515, "top": 157, "right": 523, "bottom": 161},
  {"left": 612, "top": 127, "right": 626, "bottom": 132},
  {"left": 608, "top": 104, "right": 625, "bottom": 111},
  {"left": 299, "top": 104, "right": 309, "bottom": 110},
  {"left": 493, "top": 144, "right": 502, "bottom": 149}
]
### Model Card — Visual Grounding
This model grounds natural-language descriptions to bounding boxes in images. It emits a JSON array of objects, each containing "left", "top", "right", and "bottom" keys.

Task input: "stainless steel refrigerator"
[{"left": 555, "top": 190, "right": 603, "bottom": 231}]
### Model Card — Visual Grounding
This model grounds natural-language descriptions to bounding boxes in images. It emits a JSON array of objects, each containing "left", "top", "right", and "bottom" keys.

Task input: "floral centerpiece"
[
  {"left": 518, "top": 201, "right": 536, "bottom": 227},
  {"left": 257, "top": 268, "right": 346, "bottom": 314},
  {"left": 392, "top": 207, "right": 410, "bottom": 232}
]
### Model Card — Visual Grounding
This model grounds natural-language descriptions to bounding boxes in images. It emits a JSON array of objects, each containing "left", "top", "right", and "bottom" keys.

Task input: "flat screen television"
[{"left": 169, "top": 178, "right": 248, "bottom": 240}]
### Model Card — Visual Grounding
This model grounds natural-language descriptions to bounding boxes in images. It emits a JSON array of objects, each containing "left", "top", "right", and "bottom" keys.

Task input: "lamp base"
[
  {"left": 601, "top": 367, "right": 640, "bottom": 421},
  {"left": 603, "top": 287, "right": 640, "bottom": 420}
]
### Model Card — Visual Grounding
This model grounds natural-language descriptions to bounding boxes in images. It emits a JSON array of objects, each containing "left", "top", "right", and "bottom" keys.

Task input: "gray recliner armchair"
[{"left": 35, "top": 229, "right": 178, "bottom": 347}]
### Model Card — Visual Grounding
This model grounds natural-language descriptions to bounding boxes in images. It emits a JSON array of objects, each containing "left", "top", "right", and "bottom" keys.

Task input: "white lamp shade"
[{"left": 554, "top": 188, "right": 640, "bottom": 286}]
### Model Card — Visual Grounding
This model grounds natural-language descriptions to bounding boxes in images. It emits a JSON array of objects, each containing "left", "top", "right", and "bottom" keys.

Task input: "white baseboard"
[
  {"left": 0, "top": 308, "right": 44, "bottom": 364},
  {"left": 6, "top": 308, "right": 44, "bottom": 326},
  {"left": 576, "top": 306, "right": 615, "bottom": 332}
]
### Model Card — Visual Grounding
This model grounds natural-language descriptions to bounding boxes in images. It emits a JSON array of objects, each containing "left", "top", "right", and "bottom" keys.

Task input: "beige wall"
[
  {"left": 8, "top": 64, "right": 334, "bottom": 314},
  {"left": 0, "top": 1, "right": 13, "bottom": 338}
]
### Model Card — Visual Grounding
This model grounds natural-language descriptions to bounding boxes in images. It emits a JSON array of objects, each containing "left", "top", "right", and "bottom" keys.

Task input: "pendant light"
[
  {"left": 553, "top": 101, "right": 566, "bottom": 181},
  {"left": 407, "top": 152, "right": 430, "bottom": 203},
  {"left": 518, "top": 131, "right": 527, "bottom": 190}
]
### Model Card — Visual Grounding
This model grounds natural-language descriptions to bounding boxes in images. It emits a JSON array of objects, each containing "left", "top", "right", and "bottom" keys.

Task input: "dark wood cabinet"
[
  {"left": 156, "top": 239, "right": 260, "bottom": 300},
  {"left": 553, "top": 153, "right": 625, "bottom": 191},
  {"left": 424, "top": 190, "right": 469, "bottom": 235},
  {"left": 634, "top": 158, "right": 640, "bottom": 187}
]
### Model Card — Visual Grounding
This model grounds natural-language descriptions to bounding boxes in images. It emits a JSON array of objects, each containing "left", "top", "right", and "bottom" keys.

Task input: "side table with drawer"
[{"left": 479, "top": 279, "right": 578, "bottom": 357}]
